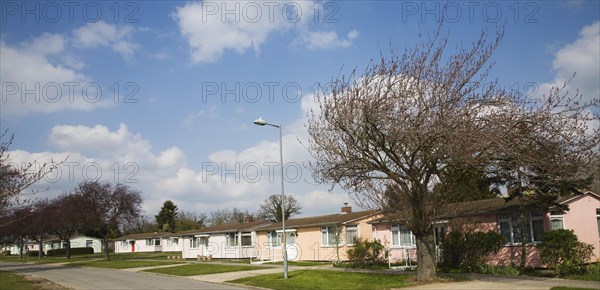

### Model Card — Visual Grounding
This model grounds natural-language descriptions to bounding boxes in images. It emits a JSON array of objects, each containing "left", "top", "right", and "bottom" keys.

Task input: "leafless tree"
[
  {"left": 77, "top": 181, "right": 142, "bottom": 260},
  {"left": 258, "top": 194, "right": 302, "bottom": 222},
  {"left": 176, "top": 210, "right": 207, "bottom": 231},
  {"left": 306, "top": 24, "right": 599, "bottom": 281},
  {"left": 45, "top": 193, "right": 88, "bottom": 259},
  {"left": 0, "top": 130, "right": 61, "bottom": 224}
]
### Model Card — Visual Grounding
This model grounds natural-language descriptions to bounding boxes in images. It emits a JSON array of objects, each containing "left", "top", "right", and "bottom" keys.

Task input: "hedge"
[{"left": 46, "top": 247, "right": 94, "bottom": 256}]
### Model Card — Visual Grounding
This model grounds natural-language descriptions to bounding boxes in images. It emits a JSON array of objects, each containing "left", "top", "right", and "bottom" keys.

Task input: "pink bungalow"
[
  {"left": 372, "top": 191, "right": 600, "bottom": 267},
  {"left": 255, "top": 205, "right": 381, "bottom": 262}
]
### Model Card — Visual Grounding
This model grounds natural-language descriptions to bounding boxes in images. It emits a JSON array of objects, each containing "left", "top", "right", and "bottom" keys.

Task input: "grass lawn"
[
  {"left": 230, "top": 270, "right": 415, "bottom": 290},
  {"left": 72, "top": 259, "right": 184, "bottom": 269},
  {"left": 265, "top": 261, "right": 331, "bottom": 267},
  {"left": 144, "top": 263, "right": 269, "bottom": 276},
  {"left": 550, "top": 287, "right": 599, "bottom": 290},
  {"left": 0, "top": 271, "right": 39, "bottom": 290}
]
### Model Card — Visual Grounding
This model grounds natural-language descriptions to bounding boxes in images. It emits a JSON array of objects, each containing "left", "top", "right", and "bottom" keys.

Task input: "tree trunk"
[
  {"left": 38, "top": 238, "right": 42, "bottom": 259},
  {"left": 104, "top": 236, "right": 110, "bottom": 260},
  {"left": 415, "top": 232, "right": 437, "bottom": 282},
  {"left": 519, "top": 209, "right": 527, "bottom": 270},
  {"left": 65, "top": 240, "right": 71, "bottom": 259}
]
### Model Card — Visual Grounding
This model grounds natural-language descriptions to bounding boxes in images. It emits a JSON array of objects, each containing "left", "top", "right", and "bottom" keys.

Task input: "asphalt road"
[{"left": 0, "top": 262, "right": 243, "bottom": 290}]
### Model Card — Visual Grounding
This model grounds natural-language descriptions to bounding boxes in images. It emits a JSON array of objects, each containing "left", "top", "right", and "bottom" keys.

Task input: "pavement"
[{"left": 3, "top": 260, "right": 600, "bottom": 290}]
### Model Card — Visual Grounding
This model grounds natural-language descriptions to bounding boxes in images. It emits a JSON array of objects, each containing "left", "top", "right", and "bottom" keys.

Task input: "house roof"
[
  {"left": 178, "top": 220, "right": 271, "bottom": 236},
  {"left": 113, "top": 232, "right": 176, "bottom": 241},
  {"left": 257, "top": 210, "right": 380, "bottom": 231},
  {"left": 371, "top": 191, "right": 600, "bottom": 223}
]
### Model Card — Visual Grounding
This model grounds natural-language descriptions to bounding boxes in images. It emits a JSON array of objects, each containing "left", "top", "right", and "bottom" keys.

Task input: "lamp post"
[{"left": 253, "top": 117, "right": 288, "bottom": 279}]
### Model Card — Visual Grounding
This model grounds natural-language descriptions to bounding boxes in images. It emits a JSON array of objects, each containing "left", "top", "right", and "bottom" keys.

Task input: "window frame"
[
  {"left": 267, "top": 230, "right": 280, "bottom": 247},
  {"left": 345, "top": 225, "right": 358, "bottom": 245},
  {"left": 391, "top": 225, "right": 416, "bottom": 247},
  {"left": 549, "top": 211, "right": 565, "bottom": 230},
  {"left": 498, "top": 211, "right": 545, "bottom": 245},
  {"left": 321, "top": 225, "right": 341, "bottom": 247},
  {"left": 226, "top": 233, "right": 238, "bottom": 247}
]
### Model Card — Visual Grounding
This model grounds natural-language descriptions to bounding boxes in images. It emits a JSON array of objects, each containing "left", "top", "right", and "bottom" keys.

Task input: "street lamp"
[{"left": 253, "top": 117, "right": 288, "bottom": 279}]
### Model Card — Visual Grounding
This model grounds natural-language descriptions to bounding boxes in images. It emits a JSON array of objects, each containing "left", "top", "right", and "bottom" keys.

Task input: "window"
[
  {"left": 597, "top": 209, "right": 600, "bottom": 238},
  {"left": 345, "top": 225, "right": 358, "bottom": 245},
  {"left": 226, "top": 233, "right": 238, "bottom": 247},
  {"left": 241, "top": 234, "right": 252, "bottom": 247},
  {"left": 267, "top": 231, "right": 280, "bottom": 247},
  {"left": 321, "top": 226, "right": 341, "bottom": 246},
  {"left": 145, "top": 239, "right": 154, "bottom": 246},
  {"left": 498, "top": 212, "right": 544, "bottom": 244},
  {"left": 391, "top": 225, "right": 415, "bottom": 247},
  {"left": 550, "top": 211, "right": 564, "bottom": 230},
  {"left": 85, "top": 240, "right": 93, "bottom": 248},
  {"left": 154, "top": 238, "right": 161, "bottom": 246},
  {"left": 190, "top": 237, "right": 199, "bottom": 248}
]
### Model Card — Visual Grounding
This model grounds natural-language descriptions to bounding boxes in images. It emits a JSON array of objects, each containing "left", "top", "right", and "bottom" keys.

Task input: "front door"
[
  {"left": 130, "top": 241, "right": 135, "bottom": 253},
  {"left": 285, "top": 233, "right": 298, "bottom": 260}
]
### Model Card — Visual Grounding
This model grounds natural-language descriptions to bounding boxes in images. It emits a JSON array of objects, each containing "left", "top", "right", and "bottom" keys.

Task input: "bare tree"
[
  {"left": 208, "top": 208, "right": 256, "bottom": 226},
  {"left": 176, "top": 211, "right": 207, "bottom": 231},
  {"left": 0, "top": 130, "right": 61, "bottom": 223},
  {"left": 77, "top": 181, "right": 142, "bottom": 260},
  {"left": 45, "top": 193, "right": 88, "bottom": 259},
  {"left": 306, "top": 25, "right": 598, "bottom": 281},
  {"left": 258, "top": 194, "right": 302, "bottom": 222}
]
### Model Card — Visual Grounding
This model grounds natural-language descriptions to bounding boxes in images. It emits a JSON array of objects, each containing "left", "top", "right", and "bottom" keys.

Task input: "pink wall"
[{"left": 562, "top": 194, "right": 600, "bottom": 261}]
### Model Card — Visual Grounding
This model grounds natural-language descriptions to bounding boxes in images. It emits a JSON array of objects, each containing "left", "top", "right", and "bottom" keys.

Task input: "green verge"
[
  {"left": 73, "top": 259, "right": 183, "bottom": 269},
  {"left": 550, "top": 287, "right": 599, "bottom": 290},
  {"left": 230, "top": 270, "right": 415, "bottom": 290},
  {"left": 144, "top": 263, "right": 269, "bottom": 276},
  {"left": 0, "top": 271, "right": 38, "bottom": 290}
]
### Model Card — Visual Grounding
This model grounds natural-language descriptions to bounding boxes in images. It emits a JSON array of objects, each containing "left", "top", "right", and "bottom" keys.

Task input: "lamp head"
[{"left": 253, "top": 117, "right": 267, "bottom": 126}]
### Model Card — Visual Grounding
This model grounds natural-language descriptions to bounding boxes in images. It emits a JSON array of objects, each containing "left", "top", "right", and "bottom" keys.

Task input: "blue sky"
[{"left": 1, "top": 1, "right": 599, "bottom": 217}]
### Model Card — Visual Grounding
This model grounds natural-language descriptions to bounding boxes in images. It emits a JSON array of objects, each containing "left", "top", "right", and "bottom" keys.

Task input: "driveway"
[{"left": 0, "top": 262, "right": 242, "bottom": 290}]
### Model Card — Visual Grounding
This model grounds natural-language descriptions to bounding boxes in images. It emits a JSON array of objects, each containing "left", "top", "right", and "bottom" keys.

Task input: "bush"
[
  {"left": 478, "top": 264, "right": 520, "bottom": 276},
  {"left": 538, "top": 229, "right": 594, "bottom": 276},
  {"left": 346, "top": 238, "right": 387, "bottom": 268},
  {"left": 27, "top": 250, "right": 44, "bottom": 257},
  {"left": 439, "top": 230, "right": 506, "bottom": 272},
  {"left": 46, "top": 247, "right": 94, "bottom": 257}
]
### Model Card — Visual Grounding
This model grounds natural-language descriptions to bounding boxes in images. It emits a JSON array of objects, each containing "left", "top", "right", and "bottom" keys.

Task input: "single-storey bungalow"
[
  {"left": 371, "top": 191, "right": 600, "bottom": 267},
  {"left": 7, "top": 235, "right": 103, "bottom": 255},
  {"left": 255, "top": 205, "right": 380, "bottom": 262},
  {"left": 180, "top": 220, "right": 269, "bottom": 260},
  {"left": 114, "top": 232, "right": 178, "bottom": 253}
]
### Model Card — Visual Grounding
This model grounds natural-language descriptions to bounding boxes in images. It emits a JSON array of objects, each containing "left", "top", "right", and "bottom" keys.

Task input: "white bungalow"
[
  {"left": 114, "top": 232, "right": 172, "bottom": 253},
  {"left": 180, "top": 220, "right": 269, "bottom": 260}
]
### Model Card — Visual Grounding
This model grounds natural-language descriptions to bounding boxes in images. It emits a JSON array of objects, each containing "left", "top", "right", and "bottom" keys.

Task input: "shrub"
[
  {"left": 346, "top": 238, "right": 387, "bottom": 268},
  {"left": 537, "top": 229, "right": 594, "bottom": 276},
  {"left": 46, "top": 247, "right": 94, "bottom": 256},
  {"left": 27, "top": 250, "right": 44, "bottom": 257},
  {"left": 439, "top": 230, "right": 506, "bottom": 272},
  {"left": 478, "top": 264, "right": 520, "bottom": 276}
]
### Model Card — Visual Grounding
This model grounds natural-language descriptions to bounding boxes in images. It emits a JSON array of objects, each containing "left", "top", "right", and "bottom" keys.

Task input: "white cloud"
[
  {"left": 173, "top": 1, "right": 358, "bottom": 64},
  {"left": 300, "top": 29, "right": 360, "bottom": 50},
  {"left": 11, "top": 92, "right": 355, "bottom": 216},
  {"left": 72, "top": 21, "right": 139, "bottom": 59},
  {"left": 539, "top": 21, "right": 599, "bottom": 104},
  {"left": 0, "top": 35, "right": 112, "bottom": 119}
]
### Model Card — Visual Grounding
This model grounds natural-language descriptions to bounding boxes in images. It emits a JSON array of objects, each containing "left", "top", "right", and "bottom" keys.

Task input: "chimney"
[{"left": 341, "top": 202, "right": 352, "bottom": 214}]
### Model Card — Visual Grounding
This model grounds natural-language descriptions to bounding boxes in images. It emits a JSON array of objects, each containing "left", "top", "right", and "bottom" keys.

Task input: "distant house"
[
  {"left": 371, "top": 191, "right": 600, "bottom": 267},
  {"left": 180, "top": 220, "right": 269, "bottom": 260},
  {"left": 255, "top": 205, "right": 380, "bottom": 262},
  {"left": 10, "top": 235, "right": 103, "bottom": 255},
  {"left": 114, "top": 232, "right": 176, "bottom": 253}
]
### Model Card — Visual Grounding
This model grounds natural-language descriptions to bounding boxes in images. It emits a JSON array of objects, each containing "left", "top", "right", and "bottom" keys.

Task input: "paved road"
[{"left": 0, "top": 262, "right": 243, "bottom": 290}]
